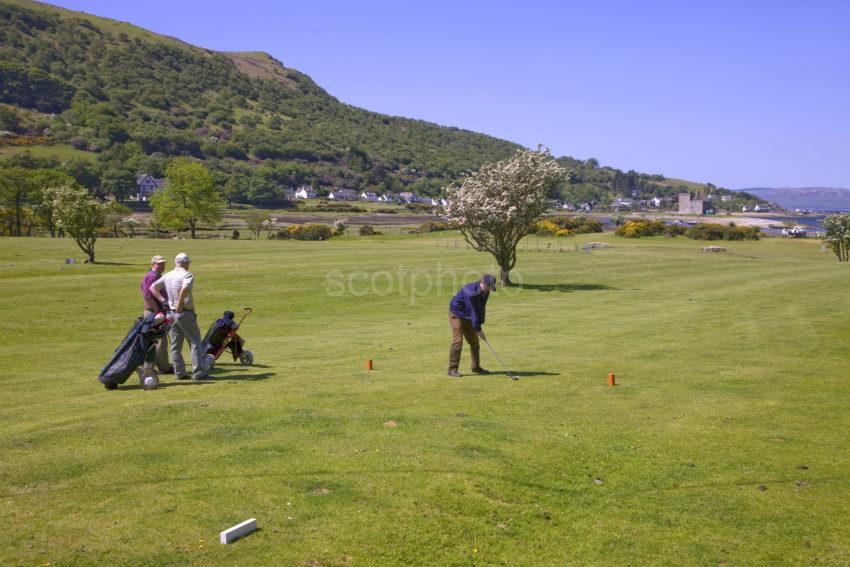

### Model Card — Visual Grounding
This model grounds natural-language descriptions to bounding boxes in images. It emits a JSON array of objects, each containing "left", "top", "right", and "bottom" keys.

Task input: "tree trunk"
[
  {"left": 14, "top": 199, "right": 22, "bottom": 236},
  {"left": 190, "top": 220, "right": 196, "bottom": 239},
  {"left": 500, "top": 267, "right": 512, "bottom": 286}
]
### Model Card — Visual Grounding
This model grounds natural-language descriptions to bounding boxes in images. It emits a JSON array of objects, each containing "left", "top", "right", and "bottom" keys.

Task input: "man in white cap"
[
  {"left": 150, "top": 253, "right": 208, "bottom": 380},
  {"left": 140, "top": 254, "right": 172, "bottom": 373}
]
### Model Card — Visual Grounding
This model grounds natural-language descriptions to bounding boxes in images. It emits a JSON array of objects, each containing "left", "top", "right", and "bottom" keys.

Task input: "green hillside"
[
  {"left": 0, "top": 0, "right": 765, "bottom": 210},
  {"left": 0, "top": 0, "right": 519, "bottom": 201}
]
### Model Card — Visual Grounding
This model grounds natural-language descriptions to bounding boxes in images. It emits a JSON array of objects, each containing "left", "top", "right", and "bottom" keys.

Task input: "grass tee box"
[{"left": 0, "top": 233, "right": 849, "bottom": 565}]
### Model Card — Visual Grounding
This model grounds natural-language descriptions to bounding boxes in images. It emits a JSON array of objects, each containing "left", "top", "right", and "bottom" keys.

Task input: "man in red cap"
[{"left": 141, "top": 255, "right": 172, "bottom": 373}]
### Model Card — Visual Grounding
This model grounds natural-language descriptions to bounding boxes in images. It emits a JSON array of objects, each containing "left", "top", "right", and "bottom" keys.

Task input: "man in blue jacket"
[{"left": 448, "top": 274, "right": 496, "bottom": 377}]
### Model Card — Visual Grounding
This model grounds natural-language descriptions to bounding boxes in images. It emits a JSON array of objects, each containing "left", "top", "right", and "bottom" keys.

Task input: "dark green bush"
[
  {"left": 686, "top": 223, "right": 760, "bottom": 241},
  {"left": 359, "top": 224, "right": 382, "bottom": 236},
  {"left": 663, "top": 224, "right": 686, "bottom": 237},
  {"left": 417, "top": 220, "right": 451, "bottom": 233},
  {"left": 313, "top": 203, "right": 366, "bottom": 213}
]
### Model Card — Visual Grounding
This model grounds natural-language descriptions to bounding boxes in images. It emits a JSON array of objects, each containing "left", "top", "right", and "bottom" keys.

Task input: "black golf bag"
[
  {"left": 203, "top": 322, "right": 245, "bottom": 361},
  {"left": 201, "top": 308, "right": 254, "bottom": 367},
  {"left": 98, "top": 312, "right": 169, "bottom": 389}
]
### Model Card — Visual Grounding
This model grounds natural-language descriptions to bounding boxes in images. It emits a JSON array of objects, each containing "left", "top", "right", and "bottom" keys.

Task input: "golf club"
[{"left": 482, "top": 337, "right": 518, "bottom": 380}]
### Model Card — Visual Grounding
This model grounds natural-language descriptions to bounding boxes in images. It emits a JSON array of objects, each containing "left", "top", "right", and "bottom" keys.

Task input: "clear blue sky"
[{"left": 49, "top": 0, "right": 850, "bottom": 189}]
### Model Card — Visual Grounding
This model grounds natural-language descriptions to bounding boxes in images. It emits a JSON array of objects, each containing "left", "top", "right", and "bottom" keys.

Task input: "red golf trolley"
[{"left": 202, "top": 307, "right": 254, "bottom": 370}]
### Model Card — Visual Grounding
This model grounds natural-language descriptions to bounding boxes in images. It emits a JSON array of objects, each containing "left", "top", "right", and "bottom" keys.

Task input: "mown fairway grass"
[{"left": 1, "top": 233, "right": 849, "bottom": 565}]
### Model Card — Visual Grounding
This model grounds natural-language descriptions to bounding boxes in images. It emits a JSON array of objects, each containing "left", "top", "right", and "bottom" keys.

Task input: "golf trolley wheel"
[
  {"left": 239, "top": 350, "right": 254, "bottom": 366},
  {"left": 138, "top": 367, "right": 159, "bottom": 391},
  {"left": 203, "top": 353, "right": 216, "bottom": 371}
]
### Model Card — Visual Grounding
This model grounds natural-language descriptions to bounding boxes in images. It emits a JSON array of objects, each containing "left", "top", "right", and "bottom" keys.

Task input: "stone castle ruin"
[{"left": 678, "top": 193, "right": 704, "bottom": 214}]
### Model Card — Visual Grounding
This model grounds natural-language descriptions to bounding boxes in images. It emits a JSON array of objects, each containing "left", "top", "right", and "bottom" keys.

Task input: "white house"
[
  {"left": 295, "top": 186, "right": 317, "bottom": 199},
  {"left": 360, "top": 191, "right": 379, "bottom": 202},
  {"left": 612, "top": 197, "right": 636, "bottom": 209},
  {"left": 136, "top": 174, "right": 165, "bottom": 201},
  {"left": 754, "top": 204, "right": 771, "bottom": 212},
  {"left": 398, "top": 192, "right": 424, "bottom": 204},
  {"left": 328, "top": 189, "right": 357, "bottom": 200},
  {"left": 650, "top": 196, "right": 663, "bottom": 207}
]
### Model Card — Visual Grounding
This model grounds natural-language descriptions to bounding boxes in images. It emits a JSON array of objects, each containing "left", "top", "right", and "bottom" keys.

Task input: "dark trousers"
[
  {"left": 143, "top": 308, "right": 171, "bottom": 372},
  {"left": 448, "top": 313, "right": 480, "bottom": 371}
]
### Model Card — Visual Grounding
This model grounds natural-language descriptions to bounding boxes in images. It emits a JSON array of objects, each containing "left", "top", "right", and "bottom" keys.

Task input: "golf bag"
[
  {"left": 98, "top": 312, "right": 169, "bottom": 389},
  {"left": 202, "top": 309, "right": 253, "bottom": 366}
]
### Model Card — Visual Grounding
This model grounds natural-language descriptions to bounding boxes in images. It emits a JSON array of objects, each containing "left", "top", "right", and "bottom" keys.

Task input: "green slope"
[
  {"left": 0, "top": 0, "right": 519, "bottom": 199},
  {"left": 0, "top": 0, "right": 765, "bottom": 208}
]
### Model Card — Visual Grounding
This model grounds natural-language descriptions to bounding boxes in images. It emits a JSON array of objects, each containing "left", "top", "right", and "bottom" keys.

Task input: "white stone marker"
[{"left": 220, "top": 518, "right": 257, "bottom": 544}]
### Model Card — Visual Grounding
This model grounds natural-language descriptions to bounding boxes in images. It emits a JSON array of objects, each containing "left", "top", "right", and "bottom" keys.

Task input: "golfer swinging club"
[{"left": 447, "top": 274, "right": 496, "bottom": 377}]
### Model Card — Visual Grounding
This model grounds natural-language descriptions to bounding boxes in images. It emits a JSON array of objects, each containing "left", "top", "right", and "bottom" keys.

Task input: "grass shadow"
[
  {"left": 514, "top": 283, "right": 613, "bottom": 292},
  {"left": 488, "top": 370, "right": 560, "bottom": 378},
  {"left": 119, "top": 381, "right": 214, "bottom": 391},
  {"left": 208, "top": 371, "right": 276, "bottom": 381},
  {"left": 92, "top": 261, "right": 136, "bottom": 266},
  {"left": 208, "top": 363, "right": 273, "bottom": 371}
]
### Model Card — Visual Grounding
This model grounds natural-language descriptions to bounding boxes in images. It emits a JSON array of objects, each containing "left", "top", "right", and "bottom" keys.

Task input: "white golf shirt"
[{"left": 152, "top": 266, "right": 195, "bottom": 312}]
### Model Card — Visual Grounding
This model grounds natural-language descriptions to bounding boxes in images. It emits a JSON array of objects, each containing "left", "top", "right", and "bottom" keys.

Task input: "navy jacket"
[{"left": 449, "top": 282, "right": 489, "bottom": 331}]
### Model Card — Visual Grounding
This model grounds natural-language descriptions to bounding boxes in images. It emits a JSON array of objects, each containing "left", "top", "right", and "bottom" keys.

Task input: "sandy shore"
[{"left": 629, "top": 212, "right": 781, "bottom": 228}]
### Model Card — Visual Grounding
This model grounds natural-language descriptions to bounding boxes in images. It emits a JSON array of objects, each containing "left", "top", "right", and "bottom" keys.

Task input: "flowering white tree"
[
  {"left": 123, "top": 216, "right": 140, "bottom": 238},
  {"left": 146, "top": 215, "right": 163, "bottom": 239},
  {"left": 444, "top": 147, "right": 568, "bottom": 285},
  {"left": 822, "top": 213, "right": 850, "bottom": 261},
  {"left": 262, "top": 216, "right": 278, "bottom": 238}
]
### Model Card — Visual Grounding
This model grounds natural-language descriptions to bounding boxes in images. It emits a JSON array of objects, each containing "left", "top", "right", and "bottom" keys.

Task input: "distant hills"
[{"left": 736, "top": 187, "right": 850, "bottom": 212}]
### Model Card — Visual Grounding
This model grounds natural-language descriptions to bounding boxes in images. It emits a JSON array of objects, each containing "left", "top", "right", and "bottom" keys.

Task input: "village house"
[
  {"left": 136, "top": 174, "right": 165, "bottom": 201},
  {"left": 295, "top": 186, "right": 317, "bottom": 199},
  {"left": 754, "top": 204, "right": 771, "bottom": 212},
  {"left": 398, "top": 192, "right": 424, "bottom": 204},
  {"left": 282, "top": 189, "right": 297, "bottom": 201},
  {"left": 612, "top": 197, "right": 636, "bottom": 209},
  {"left": 650, "top": 196, "right": 663, "bottom": 207},
  {"left": 377, "top": 192, "right": 396, "bottom": 203},
  {"left": 328, "top": 189, "right": 357, "bottom": 200},
  {"left": 360, "top": 191, "right": 379, "bottom": 202}
]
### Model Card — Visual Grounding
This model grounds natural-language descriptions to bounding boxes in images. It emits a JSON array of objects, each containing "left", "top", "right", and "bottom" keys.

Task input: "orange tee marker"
[
  {"left": 367, "top": 359, "right": 373, "bottom": 370},
  {"left": 608, "top": 373, "right": 616, "bottom": 387}
]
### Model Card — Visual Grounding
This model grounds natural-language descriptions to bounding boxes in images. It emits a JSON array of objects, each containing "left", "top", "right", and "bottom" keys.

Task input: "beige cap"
[{"left": 151, "top": 255, "right": 165, "bottom": 264}]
